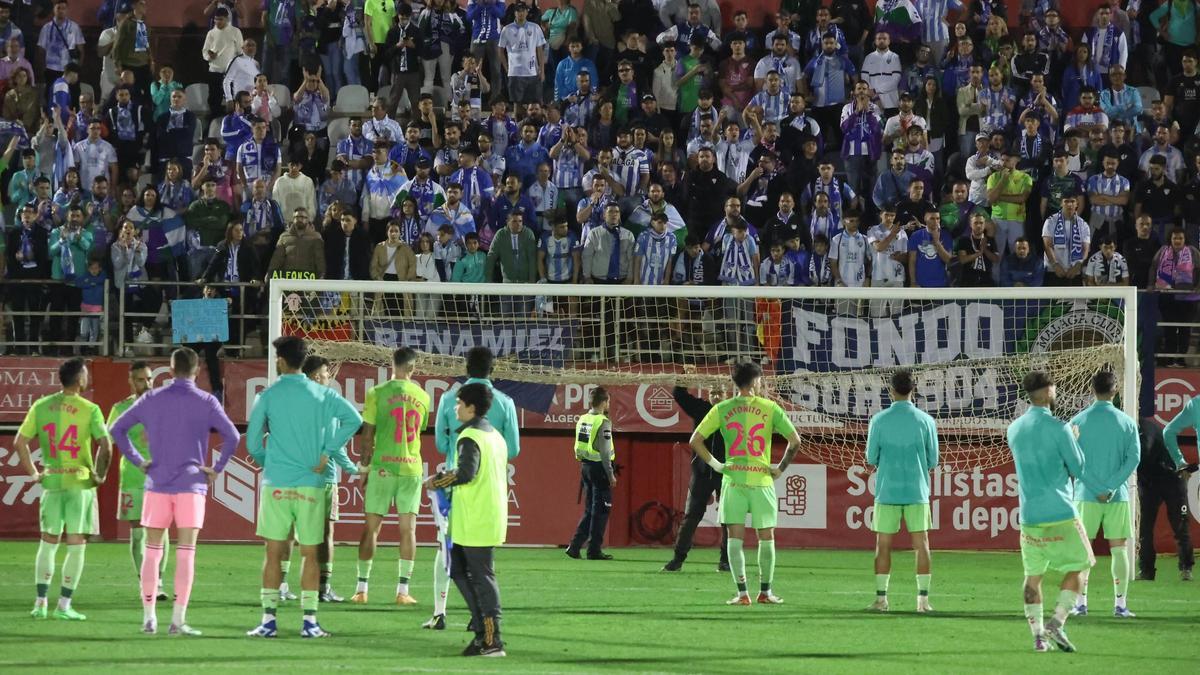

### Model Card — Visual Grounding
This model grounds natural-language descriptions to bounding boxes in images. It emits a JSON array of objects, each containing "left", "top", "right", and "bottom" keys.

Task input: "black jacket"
[
  {"left": 673, "top": 387, "right": 726, "bottom": 475},
  {"left": 152, "top": 109, "right": 199, "bottom": 168},
  {"left": 670, "top": 247, "right": 717, "bottom": 286},
  {"left": 1139, "top": 421, "right": 1188, "bottom": 482},
  {"left": 6, "top": 225, "right": 49, "bottom": 279},
  {"left": 684, "top": 167, "right": 736, "bottom": 241},
  {"left": 203, "top": 240, "right": 260, "bottom": 286},
  {"left": 323, "top": 225, "right": 373, "bottom": 281}
]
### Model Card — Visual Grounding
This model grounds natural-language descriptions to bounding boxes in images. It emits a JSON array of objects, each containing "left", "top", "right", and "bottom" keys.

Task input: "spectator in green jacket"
[
  {"left": 48, "top": 207, "right": 94, "bottom": 353},
  {"left": 451, "top": 232, "right": 487, "bottom": 283},
  {"left": 185, "top": 178, "right": 235, "bottom": 246},
  {"left": 485, "top": 209, "right": 538, "bottom": 316}
]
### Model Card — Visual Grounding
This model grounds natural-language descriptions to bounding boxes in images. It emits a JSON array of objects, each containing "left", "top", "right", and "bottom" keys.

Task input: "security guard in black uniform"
[
  {"left": 566, "top": 387, "right": 616, "bottom": 560},
  {"left": 662, "top": 385, "right": 730, "bottom": 572},
  {"left": 1137, "top": 418, "right": 1196, "bottom": 581}
]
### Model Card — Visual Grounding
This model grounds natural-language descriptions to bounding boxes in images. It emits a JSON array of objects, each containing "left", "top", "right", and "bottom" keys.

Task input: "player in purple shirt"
[{"left": 110, "top": 348, "right": 240, "bottom": 637}]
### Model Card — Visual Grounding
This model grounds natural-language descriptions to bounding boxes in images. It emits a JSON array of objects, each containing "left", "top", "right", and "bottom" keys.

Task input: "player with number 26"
[{"left": 690, "top": 363, "right": 801, "bottom": 607}]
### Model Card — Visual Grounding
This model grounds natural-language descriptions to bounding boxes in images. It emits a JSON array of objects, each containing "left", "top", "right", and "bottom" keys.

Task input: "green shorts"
[
  {"left": 1020, "top": 518, "right": 1096, "bottom": 577},
  {"left": 325, "top": 483, "right": 339, "bottom": 522},
  {"left": 1076, "top": 501, "right": 1132, "bottom": 540},
  {"left": 257, "top": 487, "right": 327, "bottom": 546},
  {"left": 872, "top": 502, "right": 931, "bottom": 535},
  {"left": 364, "top": 471, "right": 422, "bottom": 516},
  {"left": 719, "top": 484, "right": 778, "bottom": 529},
  {"left": 118, "top": 488, "right": 145, "bottom": 522},
  {"left": 41, "top": 488, "right": 98, "bottom": 536}
]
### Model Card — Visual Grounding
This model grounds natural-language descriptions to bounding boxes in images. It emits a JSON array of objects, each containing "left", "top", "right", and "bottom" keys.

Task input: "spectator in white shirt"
[
  {"left": 72, "top": 118, "right": 118, "bottom": 192},
  {"left": 498, "top": 3, "right": 547, "bottom": 109},
  {"left": 223, "top": 38, "right": 260, "bottom": 105},
  {"left": 203, "top": 8, "right": 243, "bottom": 117},
  {"left": 866, "top": 205, "right": 907, "bottom": 316},
  {"left": 861, "top": 32, "right": 903, "bottom": 114},
  {"left": 273, "top": 158, "right": 317, "bottom": 227}
]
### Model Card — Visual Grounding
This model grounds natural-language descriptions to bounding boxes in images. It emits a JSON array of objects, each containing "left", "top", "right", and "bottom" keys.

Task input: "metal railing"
[
  {"left": 0, "top": 278, "right": 110, "bottom": 355},
  {"left": 116, "top": 279, "right": 267, "bottom": 358}
]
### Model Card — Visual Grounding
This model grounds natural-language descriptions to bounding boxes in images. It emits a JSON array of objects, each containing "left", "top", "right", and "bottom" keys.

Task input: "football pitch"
[{"left": 0, "top": 542, "right": 1194, "bottom": 673}]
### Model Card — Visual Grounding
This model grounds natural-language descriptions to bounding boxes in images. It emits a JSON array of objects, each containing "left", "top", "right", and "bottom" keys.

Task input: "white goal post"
[{"left": 267, "top": 280, "right": 1140, "bottom": 551}]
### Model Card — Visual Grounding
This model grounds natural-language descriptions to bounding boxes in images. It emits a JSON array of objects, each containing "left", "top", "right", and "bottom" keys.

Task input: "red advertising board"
[
  {"left": 2, "top": 355, "right": 1199, "bottom": 555},
  {"left": 0, "top": 359, "right": 95, "bottom": 424},
  {"left": 219, "top": 361, "right": 693, "bottom": 433},
  {"left": 109, "top": 434, "right": 580, "bottom": 546}
]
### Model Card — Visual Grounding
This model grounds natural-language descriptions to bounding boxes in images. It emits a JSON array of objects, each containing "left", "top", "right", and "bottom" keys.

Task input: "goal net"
[{"left": 267, "top": 281, "right": 1138, "bottom": 473}]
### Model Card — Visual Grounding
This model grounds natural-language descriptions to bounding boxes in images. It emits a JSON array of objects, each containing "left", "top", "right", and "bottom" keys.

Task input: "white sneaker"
[{"left": 916, "top": 597, "right": 934, "bottom": 613}]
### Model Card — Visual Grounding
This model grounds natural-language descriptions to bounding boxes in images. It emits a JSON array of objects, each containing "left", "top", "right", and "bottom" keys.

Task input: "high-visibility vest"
[
  {"left": 573, "top": 412, "right": 611, "bottom": 462},
  {"left": 448, "top": 426, "right": 508, "bottom": 547}
]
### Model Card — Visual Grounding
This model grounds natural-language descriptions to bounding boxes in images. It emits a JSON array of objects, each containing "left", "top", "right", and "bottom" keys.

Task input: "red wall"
[{"left": 3, "top": 355, "right": 1198, "bottom": 556}]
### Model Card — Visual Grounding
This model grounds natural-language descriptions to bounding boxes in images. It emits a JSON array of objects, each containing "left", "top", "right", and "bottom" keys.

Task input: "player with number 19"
[
  {"left": 14, "top": 358, "right": 112, "bottom": 621},
  {"left": 109, "top": 361, "right": 169, "bottom": 602},
  {"left": 865, "top": 369, "right": 939, "bottom": 613},
  {"left": 690, "top": 362, "right": 801, "bottom": 606},
  {"left": 353, "top": 347, "right": 431, "bottom": 606}
]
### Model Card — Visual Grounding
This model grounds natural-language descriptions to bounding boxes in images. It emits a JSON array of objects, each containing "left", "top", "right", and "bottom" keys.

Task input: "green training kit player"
[
  {"left": 1068, "top": 371, "right": 1140, "bottom": 618},
  {"left": 304, "top": 355, "right": 360, "bottom": 602},
  {"left": 1007, "top": 371, "right": 1096, "bottom": 654},
  {"left": 354, "top": 346, "right": 431, "bottom": 606},
  {"left": 15, "top": 358, "right": 112, "bottom": 621},
  {"left": 690, "top": 362, "right": 801, "bottom": 606},
  {"left": 246, "top": 337, "right": 362, "bottom": 638},
  {"left": 109, "top": 362, "right": 169, "bottom": 601},
  {"left": 864, "top": 369, "right": 939, "bottom": 613}
]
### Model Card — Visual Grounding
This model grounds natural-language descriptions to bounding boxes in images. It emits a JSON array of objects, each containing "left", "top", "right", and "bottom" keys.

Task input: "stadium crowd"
[{"left": 0, "top": 0, "right": 1199, "bottom": 363}]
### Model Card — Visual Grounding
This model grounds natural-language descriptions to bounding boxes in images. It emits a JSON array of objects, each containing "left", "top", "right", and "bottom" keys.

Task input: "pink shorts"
[{"left": 141, "top": 492, "right": 207, "bottom": 529}]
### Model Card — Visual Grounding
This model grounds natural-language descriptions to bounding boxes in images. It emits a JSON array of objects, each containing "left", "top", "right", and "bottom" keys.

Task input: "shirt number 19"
[{"left": 389, "top": 408, "right": 422, "bottom": 444}]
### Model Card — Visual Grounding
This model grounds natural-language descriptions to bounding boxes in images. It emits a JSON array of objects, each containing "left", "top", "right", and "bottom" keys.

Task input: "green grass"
[{"left": 0, "top": 542, "right": 1196, "bottom": 673}]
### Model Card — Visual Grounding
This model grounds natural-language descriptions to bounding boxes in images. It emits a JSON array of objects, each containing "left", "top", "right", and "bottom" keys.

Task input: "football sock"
[
  {"left": 59, "top": 544, "right": 85, "bottom": 608},
  {"left": 320, "top": 562, "right": 333, "bottom": 592},
  {"left": 1024, "top": 603, "right": 1044, "bottom": 637},
  {"left": 1112, "top": 547, "right": 1130, "bottom": 605},
  {"left": 1079, "top": 570, "right": 1089, "bottom": 606},
  {"left": 433, "top": 548, "right": 449, "bottom": 615},
  {"left": 159, "top": 531, "right": 169, "bottom": 581},
  {"left": 916, "top": 574, "right": 931, "bottom": 596},
  {"left": 35, "top": 540, "right": 58, "bottom": 599},
  {"left": 141, "top": 543, "right": 165, "bottom": 611},
  {"left": 301, "top": 590, "right": 318, "bottom": 620},
  {"left": 356, "top": 559, "right": 372, "bottom": 593},
  {"left": 260, "top": 588, "right": 280, "bottom": 624},
  {"left": 280, "top": 559, "right": 291, "bottom": 594},
  {"left": 1053, "top": 589, "right": 1077, "bottom": 625},
  {"left": 173, "top": 544, "right": 195, "bottom": 625},
  {"left": 398, "top": 558, "right": 414, "bottom": 595},
  {"left": 727, "top": 538, "right": 747, "bottom": 594},
  {"left": 130, "top": 527, "right": 145, "bottom": 578},
  {"left": 876, "top": 574, "right": 890, "bottom": 597},
  {"left": 757, "top": 540, "right": 775, "bottom": 591}
]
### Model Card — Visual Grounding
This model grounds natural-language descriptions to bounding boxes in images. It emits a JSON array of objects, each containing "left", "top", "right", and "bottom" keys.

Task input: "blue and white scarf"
[
  {"left": 134, "top": 20, "right": 149, "bottom": 52},
  {"left": 1052, "top": 213, "right": 1085, "bottom": 265},
  {"left": 59, "top": 231, "right": 76, "bottom": 280},
  {"left": 19, "top": 227, "right": 35, "bottom": 268}
]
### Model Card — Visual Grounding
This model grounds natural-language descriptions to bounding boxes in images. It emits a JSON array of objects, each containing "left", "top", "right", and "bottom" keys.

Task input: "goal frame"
[
  {"left": 267, "top": 281, "right": 1140, "bottom": 555},
  {"left": 267, "top": 281, "right": 1138, "bottom": 421}
]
